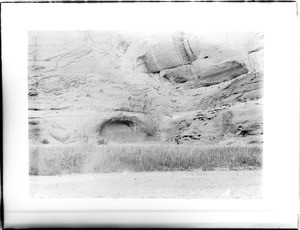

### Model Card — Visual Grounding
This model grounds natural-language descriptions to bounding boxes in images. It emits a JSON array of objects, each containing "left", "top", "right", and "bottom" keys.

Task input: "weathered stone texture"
[{"left": 28, "top": 31, "right": 263, "bottom": 145}]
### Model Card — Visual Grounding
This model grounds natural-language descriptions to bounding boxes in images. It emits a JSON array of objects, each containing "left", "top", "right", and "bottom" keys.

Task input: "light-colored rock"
[{"left": 28, "top": 31, "right": 263, "bottom": 146}]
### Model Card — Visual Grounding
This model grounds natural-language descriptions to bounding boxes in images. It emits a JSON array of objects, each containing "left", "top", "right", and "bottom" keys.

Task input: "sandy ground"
[{"left": 30, "top": 170, "right": 262, "bottom": 199}]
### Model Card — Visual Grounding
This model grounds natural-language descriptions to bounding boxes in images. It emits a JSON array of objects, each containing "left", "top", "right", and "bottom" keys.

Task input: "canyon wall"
[{"left": 28, "top": 31, "right": 263, "bottom": 145}]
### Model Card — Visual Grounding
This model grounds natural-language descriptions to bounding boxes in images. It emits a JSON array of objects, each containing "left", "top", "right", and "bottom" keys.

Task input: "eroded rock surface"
[{"left": 28, "top": 31, "right": 263, "bottom": 145}]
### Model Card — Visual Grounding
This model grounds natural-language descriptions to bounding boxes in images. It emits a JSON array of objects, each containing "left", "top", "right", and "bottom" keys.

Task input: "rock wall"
[{"left": 28, "top": 31, "right": 263, "bottom": 145}]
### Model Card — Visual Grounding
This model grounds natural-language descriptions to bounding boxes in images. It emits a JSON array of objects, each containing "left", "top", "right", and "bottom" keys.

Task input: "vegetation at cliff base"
[{"left": 29, "top": 144, "right": 262, "bottom": 176}]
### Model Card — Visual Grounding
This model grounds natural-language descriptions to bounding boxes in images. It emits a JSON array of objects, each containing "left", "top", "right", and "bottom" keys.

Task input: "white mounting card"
[{"left": 2, "top": 1, "right": 300, "bottom": 228}]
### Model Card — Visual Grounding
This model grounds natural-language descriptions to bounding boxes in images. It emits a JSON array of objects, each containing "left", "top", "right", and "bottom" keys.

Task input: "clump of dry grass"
[{"left": 29, "top": 144, "right": 262, "bottom": 175}]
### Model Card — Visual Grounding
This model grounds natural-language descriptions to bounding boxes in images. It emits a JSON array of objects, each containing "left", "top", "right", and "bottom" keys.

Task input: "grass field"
[{"left": 29, "top": 144, "right": 262, "bottom": 175}]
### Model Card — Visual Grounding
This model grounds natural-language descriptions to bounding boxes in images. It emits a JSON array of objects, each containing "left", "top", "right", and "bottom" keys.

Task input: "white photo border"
[{"left": 2, "top": 2, "right": 299, "bottom": 228}]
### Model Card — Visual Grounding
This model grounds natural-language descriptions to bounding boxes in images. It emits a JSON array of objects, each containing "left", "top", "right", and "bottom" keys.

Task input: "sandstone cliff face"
[{"left": 28, "top": 31, "right": 263, "bottom": 145}]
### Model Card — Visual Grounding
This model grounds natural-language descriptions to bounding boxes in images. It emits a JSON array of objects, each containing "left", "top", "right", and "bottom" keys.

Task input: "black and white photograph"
[
  {"left": 28, "top": 31, "right": 264, "bottom": 199},
  {"left": 2, "top": 2, "right": 299, "bottom": 228}
]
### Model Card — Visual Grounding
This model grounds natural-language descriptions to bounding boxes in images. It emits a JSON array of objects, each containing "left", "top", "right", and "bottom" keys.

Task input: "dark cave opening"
[{"left": 98, "top": 116, "right": 148, "bottom": 143}]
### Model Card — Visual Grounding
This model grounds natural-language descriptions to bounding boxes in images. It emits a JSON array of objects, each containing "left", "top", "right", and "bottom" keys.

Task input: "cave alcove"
[{"left": 98, "top": 116, "right": 151, "bottom": 143}]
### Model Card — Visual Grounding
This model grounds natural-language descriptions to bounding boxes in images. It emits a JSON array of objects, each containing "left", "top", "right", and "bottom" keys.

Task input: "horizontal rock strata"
[{"left": 28, "top": 31, "right": 264, "bottom": 145}]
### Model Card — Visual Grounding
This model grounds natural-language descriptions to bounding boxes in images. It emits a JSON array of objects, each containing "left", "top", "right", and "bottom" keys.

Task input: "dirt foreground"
[{"left": 30, "top": 170, "right": 262, "bottom": 199}]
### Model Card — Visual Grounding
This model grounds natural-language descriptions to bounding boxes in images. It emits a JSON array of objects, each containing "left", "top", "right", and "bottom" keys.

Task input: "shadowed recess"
[{"left": 97, "top": 116, "right": 148, "bottom": 143}]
